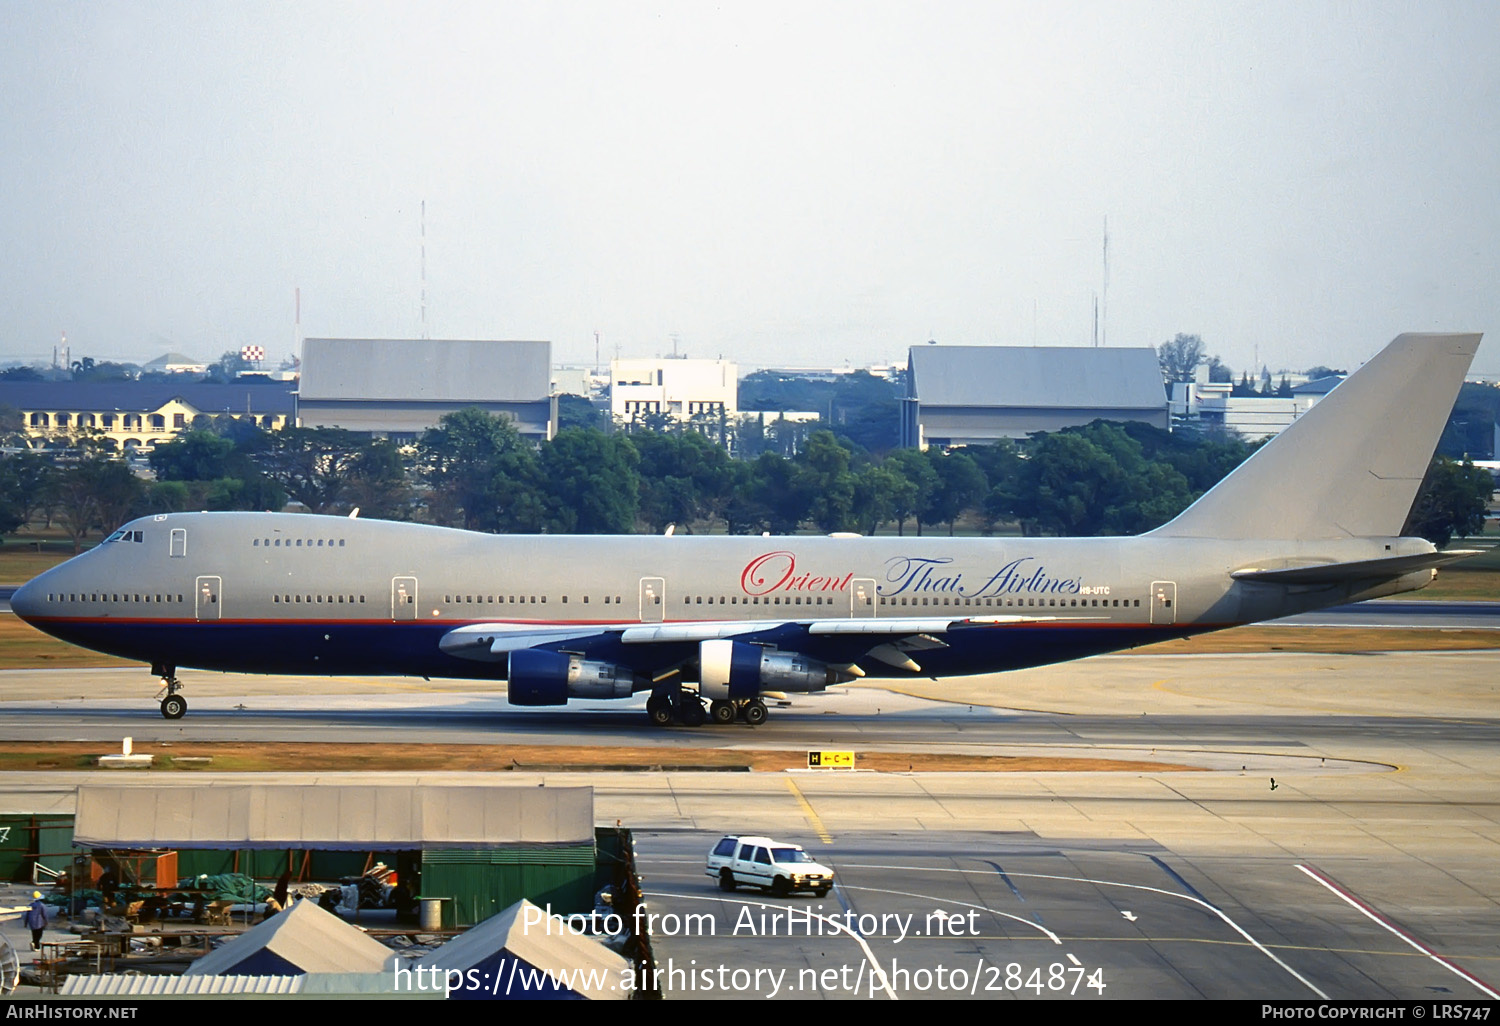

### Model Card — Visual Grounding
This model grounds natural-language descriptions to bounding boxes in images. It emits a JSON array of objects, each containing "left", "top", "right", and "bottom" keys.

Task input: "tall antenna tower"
[
  {"left": 420, "top": 199, "right": 428, "bottom": 340},
  {"left": 1100, "top": 216, "right": 1110, "bottom": 347}
]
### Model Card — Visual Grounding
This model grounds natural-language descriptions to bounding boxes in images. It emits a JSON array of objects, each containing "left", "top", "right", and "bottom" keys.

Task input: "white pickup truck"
[{"left": 706, "top": 835, "right": 834, "bottom": 897}]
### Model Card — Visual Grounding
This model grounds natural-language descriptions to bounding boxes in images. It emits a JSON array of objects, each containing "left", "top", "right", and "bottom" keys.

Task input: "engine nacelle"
[
  {"left": 507, "top": 649, "right": 637, "bottom": 706},
  {"left": 698, "top": 639, "right": 848, "bottom": 700}
]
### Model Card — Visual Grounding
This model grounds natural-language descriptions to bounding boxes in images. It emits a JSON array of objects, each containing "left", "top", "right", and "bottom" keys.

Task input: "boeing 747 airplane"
[{"left": 10, "top": 332, "right": 1483, "bottom": 727}]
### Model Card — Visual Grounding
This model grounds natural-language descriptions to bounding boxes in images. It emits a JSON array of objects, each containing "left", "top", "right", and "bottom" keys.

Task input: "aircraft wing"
[
  {"left": 1230, "top": 550, "right": 1481, "bottom": 585},
  {"left": 438, "top": 614, "right": 1076, "bottom": 671}
]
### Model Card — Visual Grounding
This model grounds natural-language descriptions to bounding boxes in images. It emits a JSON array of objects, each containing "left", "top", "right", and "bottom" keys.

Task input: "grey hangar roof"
[
  {"left": 908, "top": 345, "right": 1166, "bottom": 410},
  {"left": 72, "top": 784, "right": 594, "bottom": 851},
  {"left": 296, "top": 338, "right": 557, "bottom": 438},
  {"left": 904, "top": 345, "right": 1170, "bottom": 446},
  {"left": 298, "top": 338, "right": 551, "bottom": 403}
]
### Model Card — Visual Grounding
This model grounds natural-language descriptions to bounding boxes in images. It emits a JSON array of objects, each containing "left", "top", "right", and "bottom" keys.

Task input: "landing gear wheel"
[
  {"left": 743, "top": 700, "right": 768, "bottom": 726},
  {"left": 709, "top": 700, "right": 736, "bottom": 725},
  {"left": 677, "top": 696, "right": 706, "bottom": 727},
  {"left": 718, "top": 870, "right": 737, "bottom": 892},
  {"left": 647, "top": 696, "right": 674, "bottom": 727},
  {"left": 160, "top": 695, "right": 187, "bottom": 720}
]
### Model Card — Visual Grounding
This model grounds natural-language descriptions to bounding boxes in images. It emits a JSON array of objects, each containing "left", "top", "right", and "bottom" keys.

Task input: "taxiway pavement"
[{"left": 0, "top": 646, "right": 1495, "bottom": 1000}]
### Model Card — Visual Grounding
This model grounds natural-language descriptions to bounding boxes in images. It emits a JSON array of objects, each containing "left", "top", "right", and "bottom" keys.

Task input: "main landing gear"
[
  {"left": 153, "top": 663, "right": 186, "bottom": 720},
  {"left": 646, "top": 689, "right": 768, "bottom": 728}
]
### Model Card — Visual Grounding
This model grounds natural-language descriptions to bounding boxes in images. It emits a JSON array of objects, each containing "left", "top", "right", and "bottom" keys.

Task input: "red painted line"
[{"left": 1296, "top": 863, "right": 1499, "bottom": 999}]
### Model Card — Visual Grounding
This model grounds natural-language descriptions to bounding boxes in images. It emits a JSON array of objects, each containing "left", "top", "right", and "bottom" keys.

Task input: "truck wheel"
[
  {"left": 770, "top": 877, "right": 789, "bottom": 897},
  {"left": 718, "top": 870, "right": 736, "bottom": 892}
]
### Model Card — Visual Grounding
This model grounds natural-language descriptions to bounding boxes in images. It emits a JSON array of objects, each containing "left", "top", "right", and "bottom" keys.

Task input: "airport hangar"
[
  {"left": 295, "top": 338, "right": 558, "bottom": 443},
  {"left": 901, "top": 344, "right": 1169, "bottom": 448},
  {"left": 8, "top": 783, "right": 613, "bottom": 931}
]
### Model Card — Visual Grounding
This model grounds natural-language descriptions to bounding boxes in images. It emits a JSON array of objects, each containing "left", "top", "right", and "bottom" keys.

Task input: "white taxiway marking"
[
  {"left": 1296, "top": 863, "right": 1499, "bottom": 1000},
  {"left": 841, "top": 861, "right": 1330, "bottom": 999}
]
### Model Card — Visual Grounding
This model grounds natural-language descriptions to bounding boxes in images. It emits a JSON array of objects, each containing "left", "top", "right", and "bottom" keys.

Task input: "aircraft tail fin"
[{"left": 1150, "top": 332, "right": 1481, "bottom": 540}]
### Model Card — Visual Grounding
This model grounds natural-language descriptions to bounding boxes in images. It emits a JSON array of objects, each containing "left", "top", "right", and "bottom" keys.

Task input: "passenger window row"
[
  {"left": 255, "top": 538, "right": 347, "bottom": 548},
  {"left": 630, "top": 594, "right": 1146, "bottom": 610},
  {"left": 875, "top": 596, "right": 1141, "bottom": 608},
  {"left": 46, "top": 593, "right": 185, "bottom": 603},
  {"left": 439, "top": 595, "right": 627, "bottom": 607}
]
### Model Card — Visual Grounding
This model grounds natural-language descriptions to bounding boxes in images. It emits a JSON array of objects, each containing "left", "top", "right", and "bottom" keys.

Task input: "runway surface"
[{"left": 0, "top": 645, "right": 1496, "bottom": 1000}]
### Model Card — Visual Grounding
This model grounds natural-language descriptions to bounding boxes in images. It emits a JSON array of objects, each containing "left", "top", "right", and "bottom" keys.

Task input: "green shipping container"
[{"left": 421, "top": 846, "right": 595, "bottom": 929}]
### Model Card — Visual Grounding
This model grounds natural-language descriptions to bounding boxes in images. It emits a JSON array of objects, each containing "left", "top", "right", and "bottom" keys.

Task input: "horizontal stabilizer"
[{"left": 1230, "top": 550, "right": 1481, "bottom": 585}]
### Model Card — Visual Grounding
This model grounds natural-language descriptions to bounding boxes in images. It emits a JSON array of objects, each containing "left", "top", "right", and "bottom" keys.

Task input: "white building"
[
  {"left": 551, "top": 365, "right": 603, "bottom": 398},
  {"left": 610, "top": 357, "right": 737, "bottom": 425},
  {"left": 1168, "top": 375, "right": 1342, "bottom": 440}
]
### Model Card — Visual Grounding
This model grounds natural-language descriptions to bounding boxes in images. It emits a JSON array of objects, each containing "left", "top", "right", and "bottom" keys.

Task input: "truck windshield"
[{"left": 771, "top": 848, "right": 812, "bottom": 863}]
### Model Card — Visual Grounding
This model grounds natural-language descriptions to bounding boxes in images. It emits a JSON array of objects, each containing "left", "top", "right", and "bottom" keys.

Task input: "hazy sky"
[{"left": 3, "top": 1, "right": 1498, "bottom": 375}]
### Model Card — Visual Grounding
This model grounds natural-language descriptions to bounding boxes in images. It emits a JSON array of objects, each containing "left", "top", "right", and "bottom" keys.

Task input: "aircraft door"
[
  {"left": 639, "top": 577, "right": 665, "bottom": 623},
  {"left": 170, "top": 529, "right": 187, "bottom": 558},
  {"left": 392, "top": 577, "right": 418, "bottom": 621},
  {"left": 851, "top": 578, "right": 877, "bottom": 618},
  {"left": 1150, "top": 581, "right": 1177, "bottom": 625},
  {"left": 195, "top": 576, "right": 221, "bottom": 621}
]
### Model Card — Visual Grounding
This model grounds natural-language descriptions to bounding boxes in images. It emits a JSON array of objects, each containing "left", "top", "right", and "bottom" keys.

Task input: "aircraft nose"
[{"left": 10, "top": 576, "right": 44, "bottom": 623}]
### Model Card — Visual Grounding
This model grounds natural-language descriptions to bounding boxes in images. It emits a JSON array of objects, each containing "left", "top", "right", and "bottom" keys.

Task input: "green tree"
[
  {"left": 634, "top": 429, "right": 733, "bottom": 532},
  {"left": 0, "top": 450, "right": 57, "bottom": 535},
  {"left": 1157, "top": 334, "right": 1206, "bottom": 386},
  {"left": 344, "top": 438, "right": 417, "bottom": 520},
  {"left": 203, "top": 349, "right": 254, "bottom": 383},
  {"left": 962, "top": 440, "right": 1025, "bottom": 534},
  {"left": 1405, "top": 457, "right": 1494, "bottom": 547},
  {"left": 0, "top": 460, "right": 31, "bottom": 537},
  {"left": 1010, "top": 423, "right": 1195, "bottom": 536},
  {"left": 540, "top": 429, "right": 640, "bottom": 533},
  {"left": 149, "top": 431, "right": 236, "bottom": 481},
  {"left": 243, "top": 426, "right": 364, "bottom": 514},
  {"left": 746, "top": 451, "right": 811, "bottom": 535},
  {"left": 923, "top": 448, "right": 986, "bottom": 535},
  {"left": 50, "top": 452, "right": 145, "bottom": 552},
  {"left": 795, "top": 431, "right": 857, "bottom": 533},
  {"left": 557, "top": 394, "right": 609, "bottom": 433},
  {"left": 851, "top": 462, "right": 901, "bottom": 535},
  {"left": 417, "top": 409, "right": 544, "bottom": 532},
  {"left": 886, "top": 448, "right": 938, "bottom": 535}
]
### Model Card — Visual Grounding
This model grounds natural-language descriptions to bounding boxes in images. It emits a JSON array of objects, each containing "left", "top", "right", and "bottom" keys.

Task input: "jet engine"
[
  {"left": 506, "top": 649, "right": 637, "bottom": 706},
  {"left": 698, "top": 639, "right": 851, "bottom": 700}
]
